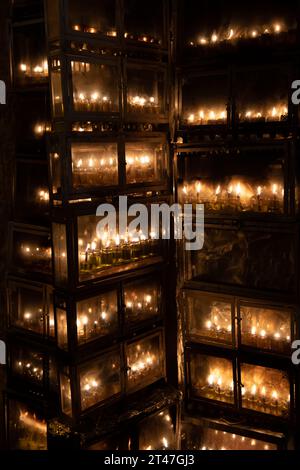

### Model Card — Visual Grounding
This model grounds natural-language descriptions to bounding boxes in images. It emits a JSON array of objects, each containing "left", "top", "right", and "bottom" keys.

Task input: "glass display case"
[
  {"left": 52, "top": 207, "right": 163, "bottom": 287},
  {"left": 239, "top": 301, "right": 293, "bottom": 355},
  {"left": 126, "top": 65, "right": 166, "bottom": 118},
  {"left": 125, "top": 138, "right": 168, "bottom": 185},
  {"left": 76, "top": 290, "right": 119, "bottom": 345},
  {"left": 177, "top": 145, "right": 286, "bottom": 215},
  {"left": 10, "top": 224, "right": 52, "bottom": 278},
  {"left": 240, "top": 363, "right": 291, "bottom": 418},
  {"left": 181, "top": 73, "right": 228, "bottom": 126},
  {"left": 11, "top": 345, "right": 44, "bottom": 387},
  {"left": 13, "top": 22, "right": 48, "bottom": 86},
  {"left": 185, "top": 224, "right": 296, "bottom": 294},
  {"left": 124, "top": 0, "right": 165, "bottom": 46},
  {"left": 79, "top": 349, "right": 121, "bottom": 411},
  {"left": 7, "top": 399, "right": 47, "bottom": 450},
  {"left": 189, "top": 352, "right": 235, "bottom": 404},
  {"left": 181, "top": 419, "right": 281, "bottom": 450},
  {"left": 8, "top": 279, "right": 54, "bottom": 338},
  {"left": 71, "top": 59, "right": 120, "bottom": 114},
  {"left": 56, "top": 288, "right": 119, "bottom": 350},
  {"left": 49, "top": 134, "right": 169, "bottom": 201},
  {"left": 138, "top": 409, "right": 176, "bottom": 450},
  {"left": 236, "top": 67, "right": 289, "bottom": 124},
  {"left": 71, "top": 141, "right": 119, "bottom": 189},
  {"left": 67, "top": 0, "right": 117, "bottom": 39},
  {"left": 183, "top": 0, "right": 297, "bottom": 50},
  {"left": 14, "top": 159, "right": 50, "bottom": 224},
  {"left": 126, "top": 331, "right": 165, "bottom": 392},
  {"left": 184, "top": 291, "right": 234, "bottom": 346},
  {"left": 124, "top": 277, "right": 161, "bottom": 328},
  {"left": 15, "top": 92, "right": 51, "bottom": 154}
]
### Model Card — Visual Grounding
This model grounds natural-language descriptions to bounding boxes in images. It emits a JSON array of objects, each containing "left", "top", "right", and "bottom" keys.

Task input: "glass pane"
[
  {"left": 125, "top": 141, "right": 166, "bottom": 184},
  {"left": 50, "top": 151, "right": 61, "bottom": 196},
  {"left": 71, "top": 142, "right": 118, "bottom": 189},
  {"left": 183, "top": 0, "right": 297, "bottom": 48},
  {"left": 76, "top": 290, "right": 118, "bottom": 344},
  {"left": 9, "top": 283, "right": 45, "bottom": 335},
  {"left": 127, "top": 333, "right": 164, "bottom": 391},
  {"left": 178, "top": 147, "right": 285, "bottom": 214},
  {"left": 240, "top": 304, "right": 292, "bottom": 354},
  {"left": 13, "top": 229, "right": 52, "bottom": 275},
  {"left": 68, "top": 0, "right": 116, "bottom": 38},
  {"left": 189, "top": 353, "right": 234, "bottom": 404},
  {"left": 237, "top": 68, "right": 288, "bottom": 123},
  {"left": 52, "top": 223, "right": 68, "bottom": 285},
  {"left": 78, "top": 214, "right": 160, "bottom": 282},
  {"left": 50, "top": 65, "right": 64, "bottom": 117},
  {"left": 139, "top": 410, "right": 176, "bottom": 450},
  {"left": 15, "top": 160, "right": 49, "bottom": 223},
  {"left": 15, "top": 92, "right": 51, "bottom": 154},
  {"left": 186, "top": 293, "right": 233, "bottom": 345},
  {"left": 188, "top": 227, "right": 295, "bottom": 293},
  {"left": 182, "top": 74, "right": 227, "bottom": 125},
  {"left": 241, "top": 363, "right": 290, "bottom": 418},
  {"left": 14, "top": 23, "right": 48, "bottom": 85},
  {"left": 182, "top": 421, "right": 277, "bottom": 450},
  {"left": 124, "top": 278, "right": 161, "bottom": 326},
  {"left": 124, "top": 0, "right": 163, "bottom": 45},
  {"left": 60, "top": 370, "right": 72, "bottom": 417},
  {"left": 71, "top": 61, "right": 119, "bottom": 113},
  {"left": 127, "top": 68, "right": 164, "bottom": 115},
  {"left": 56, "top": 308, "right": 68, "bottom": 350},
  {"left": 79, "top": 351, "right": 121, "bottom": 410},
  {"left": 8, "top": 400, "right": 47, "bottom": 450},
  {"left": 45, "top": 0, "right": 60, "bottom": 40},
  {"left": 12, "top": 347, "right": 44, "bottom": 385}
]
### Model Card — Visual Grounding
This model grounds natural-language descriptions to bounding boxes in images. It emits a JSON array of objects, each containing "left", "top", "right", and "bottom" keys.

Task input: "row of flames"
[{"left": 189, "top": 22, "right": 287, "bottom": 46}]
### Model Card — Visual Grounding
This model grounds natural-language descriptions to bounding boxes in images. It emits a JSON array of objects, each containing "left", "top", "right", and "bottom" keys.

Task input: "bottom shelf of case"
[
  {"left": 48, "top": 383, "right": 181, "bottom": 450},
  {"left": 181, "top": 414, "right": 289, "bottom": 450}
]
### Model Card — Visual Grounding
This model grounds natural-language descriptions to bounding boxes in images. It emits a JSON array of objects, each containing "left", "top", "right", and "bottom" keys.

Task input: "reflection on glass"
[
  {"left": 71, "top": 142, "right": 118, "bottom": 188},
  {"left": 8, "top": 400, "right": 47, "bottom": 450},
  {"left": 139, "top": 410, "right": 176, "bottom": 450},
  {"left": 10, "top": 284, "right": 45, "bottom": 335},
  {"left": 127, "top": 333, "right": 164, "bottom": 391},
  {"left": 190, "top": 353, "right": 234, "bottom": 404},
  {"left": 182, "top": 75, "right": 227, "bottom": 125},
  {"left": 127, "top": 68, "right": 164, "bottom": 115},
  {"left": 241, "top": 364, "right": 290, "bottom": 417},
  {"left": 60, "top": 369, "right": 72, "bottom": 417},
  {"left": 12, "top": 347, "right": 44, "bottom": 384},
  {"left": 79, "top": 351, "right": 121, "bottom": 410},
  {"left": 14, "top": 23, "right": 48, "bottom": 84},
  {"left": 124, "top": 0, "right": 163, "bottom": 45},
  {"left": 69, "top": 0, "right": 116, "bottom": 38},
  {"left": 76, "top": 291, "right": 118, "bottom": 344},
  {"left": 52, "top": 223, "right": 68, "bottom": 285},
  {"left": 240, "top": 304, "right": 291, "bottom": 354},
  {"left": 184, "top": 0, "right": 297, "bottom": 48},
  {"left": 125, "top": 278, "right": 160, "bottom": 326},
  {"left": 13, "top": 230, "right": 52, "bottom": 275},
  {"left": 188, "top": 227, "right": 295, "bottom": 293},
  {"left": 237, "top": 68, "right": 288, "bottom": 123},
  {"left": 186, "top": 293, "right": 233, "bottom": 345},
  {"left": 72, "top": 61, "right": 119, "bottom": 113},
  {"left": 125, "top": 141, "right": 165, "bottom": 184},
  {"left": 182, "top": 421, "right": 277, "bottom": 450}
]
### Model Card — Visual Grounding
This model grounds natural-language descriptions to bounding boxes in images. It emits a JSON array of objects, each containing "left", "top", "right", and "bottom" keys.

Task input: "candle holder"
[
  {"left": 241, "top": 363, "right": 290, "bottom": 418},
  {"left": 190, "top": 352, "right": 234, "bottom": 404}
]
